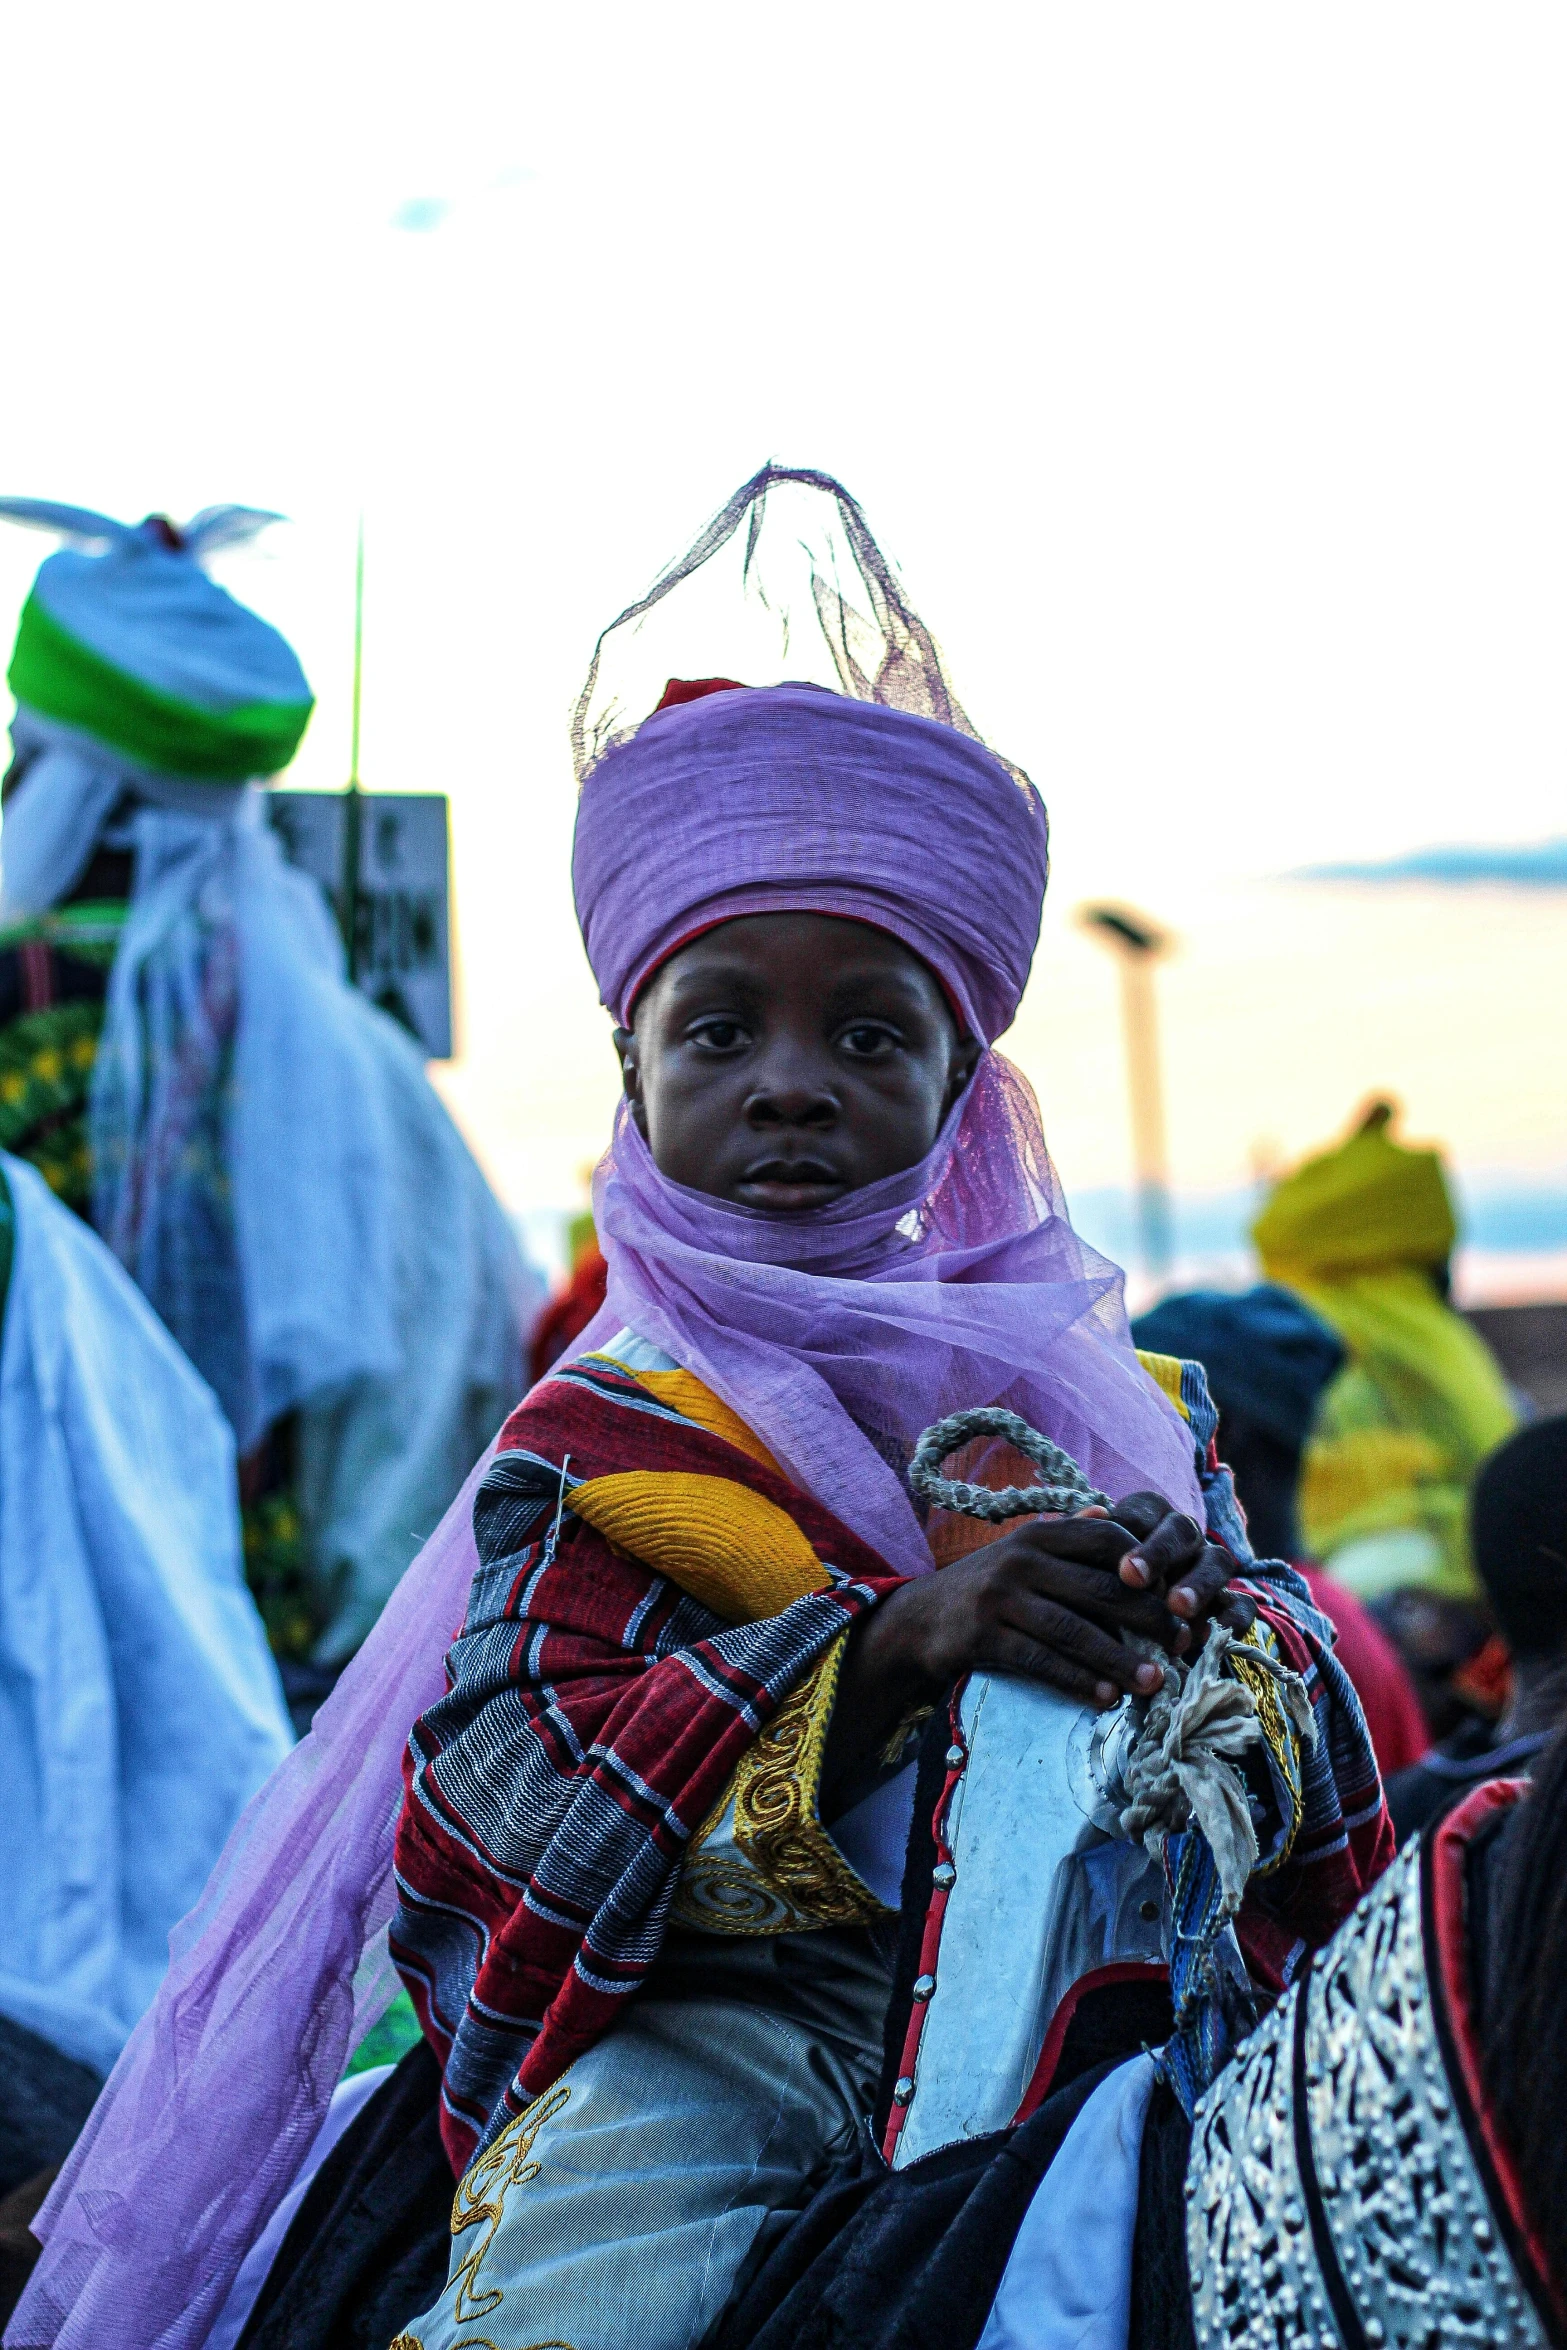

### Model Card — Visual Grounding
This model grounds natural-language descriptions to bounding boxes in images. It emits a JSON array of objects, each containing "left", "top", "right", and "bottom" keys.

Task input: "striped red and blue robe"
[{"left": 390, "top": 1346, "right": 1393, "bottom": 2175}]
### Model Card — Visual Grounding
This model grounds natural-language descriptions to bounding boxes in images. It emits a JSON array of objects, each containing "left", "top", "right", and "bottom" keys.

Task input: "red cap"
[{"left": 654, "top": 677, "right": 747, "bottom": 712}]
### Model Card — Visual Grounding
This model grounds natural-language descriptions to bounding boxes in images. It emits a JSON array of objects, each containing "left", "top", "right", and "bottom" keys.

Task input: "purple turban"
[{"left": 572, "top": 682, "right": 1050, "bottom": 1041}]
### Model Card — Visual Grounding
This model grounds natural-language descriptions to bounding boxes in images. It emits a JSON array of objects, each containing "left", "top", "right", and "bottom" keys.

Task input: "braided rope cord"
[{"left": 908, "top": 1406, "right": 1111, "bottom": 1520}]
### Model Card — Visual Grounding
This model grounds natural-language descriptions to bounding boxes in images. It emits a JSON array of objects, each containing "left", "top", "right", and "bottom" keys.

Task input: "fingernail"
[
  {"left": 1171, "top": 1584, "right": 1195, "bottom": 1614},
  {"left": 1095, "top": 1680, "right": 1116, "bottom": 1706},
  {"left": 1135, "top": 1662, "right": 1160, "bottom": 1691},
  {"left": 1123, "top": 1554, "right": 1149, "bottom": 1585}
]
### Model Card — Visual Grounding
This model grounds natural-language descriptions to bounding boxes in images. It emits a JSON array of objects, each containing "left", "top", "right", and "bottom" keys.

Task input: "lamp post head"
[{"left": 1077, "top": 902, "right": 1173, "bottom": 960}]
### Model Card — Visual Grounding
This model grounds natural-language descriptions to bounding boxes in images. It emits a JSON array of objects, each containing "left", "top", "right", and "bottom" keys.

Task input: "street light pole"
[{"left": 1078, "top": 903, "right": 1175, "bottom": 1287}]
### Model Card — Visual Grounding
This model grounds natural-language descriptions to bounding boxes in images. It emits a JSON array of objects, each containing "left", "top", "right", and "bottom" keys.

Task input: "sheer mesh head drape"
[{"left": 572, "top": 462, "right": 1027, "bottom": 787}]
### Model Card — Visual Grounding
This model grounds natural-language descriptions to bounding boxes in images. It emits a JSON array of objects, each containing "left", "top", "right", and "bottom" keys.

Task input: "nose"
[{"left": 743, "top": 1040, "right": 838, "bottom": 1131}]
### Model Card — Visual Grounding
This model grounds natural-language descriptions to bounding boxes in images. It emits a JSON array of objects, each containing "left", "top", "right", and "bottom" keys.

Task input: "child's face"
[{"left": 618, "top": 913, "right": 981, "bottom": 1210}]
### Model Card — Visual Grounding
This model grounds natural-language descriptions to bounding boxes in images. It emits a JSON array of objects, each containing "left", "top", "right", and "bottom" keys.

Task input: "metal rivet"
[
  {"left": 1139, "top": 1897, "right": 1160, "bottom": 1923},
  {"left": 945, "top": 1744, "right": 965, "bottom": 1769},
  {"left": 912, "top": 1973, "right": 937, "bottom": 2001},
  {"left": 893, "top": 2076, "right": 915, "bottom": 2105},
  {"left": 932, "top": 1862, "right": 956, "bottom": 1890}
]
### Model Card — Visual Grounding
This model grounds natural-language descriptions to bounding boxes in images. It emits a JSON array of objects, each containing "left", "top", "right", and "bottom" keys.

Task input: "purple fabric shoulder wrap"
[{"left": 11, "top": 682, "right": 1199, "bottom": 2350}]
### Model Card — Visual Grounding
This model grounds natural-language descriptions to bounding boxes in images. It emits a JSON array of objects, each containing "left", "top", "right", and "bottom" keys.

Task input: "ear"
[
  {"left": 613, "top": 1025, "right": 649, "bottom": 1135},
  {"left": 942, "top": 1035, "right": 983, "bottom": 1118}
]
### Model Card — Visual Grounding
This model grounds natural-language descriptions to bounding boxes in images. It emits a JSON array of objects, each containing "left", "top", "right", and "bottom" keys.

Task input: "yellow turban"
[
  {"left": 1252, "top": 1101, "right": 1455, "bottom": 1280},
  {"left": 1252, "top": 1104, "right": 1515, "bottom": 1602}
]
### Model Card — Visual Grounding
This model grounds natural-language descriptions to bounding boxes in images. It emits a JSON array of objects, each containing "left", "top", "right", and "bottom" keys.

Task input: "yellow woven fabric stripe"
[
  {"left": 621, "top": 1364, "right": 784, "bottom": 1477},
  {"left": 568, "top": 1470, "right": 829, "bottom": 1622},
  {"left": 1228, "top": 1618, "right": 1305, "bottom": 1874},
  {"left": 1136, "top": 1348, "right": 1192, "bottom": 1424}
]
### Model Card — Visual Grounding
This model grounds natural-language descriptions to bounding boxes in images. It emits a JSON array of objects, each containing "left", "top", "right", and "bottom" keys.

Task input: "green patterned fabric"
[
  {"left": 0, "top": 1161, "right": 14, "bottom": 1341},
  {"left": 343, "top": 1988, "right": 424, "bottom": 2080},
  {"left": 0, "top": 901, "right": 125, "bottom": 965},
  {"left": 0, "top": 1000, "right": 105, "bottom": 1211},
  {"left": 241, "top": 1485, "right": 339, "bottom": 1662}
]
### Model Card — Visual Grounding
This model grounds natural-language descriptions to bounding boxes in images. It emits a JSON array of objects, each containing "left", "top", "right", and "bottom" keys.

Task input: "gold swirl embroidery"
[
  {"left": 673, "top": 1633, "right": 891, "bottom": 1934},
  {"left": 402, "top": 2337, "right": 575, "bottom": 2350},
  {"left": 672, "top": 1840, "right": 803, "bottom": 1934},
  {"left": 731, "top": 1638, "right": 892, "bottom": 1926},
  {"left": 446, "top": 2083, "right": 572, "bottom": 2327},
  {"left": 1229, "top": 1618, "right": 1305, "bottom": 1873}
]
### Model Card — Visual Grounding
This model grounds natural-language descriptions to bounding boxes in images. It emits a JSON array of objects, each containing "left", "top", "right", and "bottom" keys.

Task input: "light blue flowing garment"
[
  {"left": 0, "top": 1153, "right": 292, "bottom": 2075},
  {"left": 86, "top": 788, "right": 539, "bottom": 1656}
]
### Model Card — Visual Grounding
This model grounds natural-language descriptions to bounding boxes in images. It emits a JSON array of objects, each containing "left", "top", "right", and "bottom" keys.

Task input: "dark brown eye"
[
  {"left": 840, "top": 1024, "right": 896, "bottom": 1058},
  {"left": 690, "top": 1019, "right": 747, "bottom": 1052}
]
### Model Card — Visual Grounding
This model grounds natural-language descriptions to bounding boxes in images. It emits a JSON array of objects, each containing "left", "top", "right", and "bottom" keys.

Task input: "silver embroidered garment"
[{"left": 1185, "top": 1836, "right": 1551, "bottom": 2350}]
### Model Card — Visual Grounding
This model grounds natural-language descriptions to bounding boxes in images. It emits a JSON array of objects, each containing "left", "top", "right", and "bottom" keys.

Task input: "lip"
[{"left": 734, "top": 1157, "right": 848, "bottom": 1211}]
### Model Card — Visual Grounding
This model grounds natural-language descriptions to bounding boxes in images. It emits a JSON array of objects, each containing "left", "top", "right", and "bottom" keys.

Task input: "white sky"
[{"left": 2, "top": 2, "right": 1564, "bottom": 1218}]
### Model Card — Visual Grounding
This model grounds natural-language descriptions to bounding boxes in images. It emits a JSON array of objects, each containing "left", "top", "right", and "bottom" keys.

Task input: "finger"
[
  {"left": 1121, "top": 1510, "right": 1207, "bottom": 1591},
  {"left": 1107, "top": 1491, "right": 1169, "bottom": 1543},
  {"left": 981, "top": 1629, "right": 1132, "bottom": 1711},
  {"left": 1167, "top": 1547, "right": 1236, "bottom": 1620},
  {"left": 999, "top": 1553, "right": 1185, "bottom": 1645},
  {"left": 1008, "top": 1517, "right": 1140, "bottom": 1574},
  {"left": 997, "top": 1592, "right": 1164, "bottom": 1697},
  {"left": 1216, "top": 1591, "right": 1257, "bottom": 1636}
]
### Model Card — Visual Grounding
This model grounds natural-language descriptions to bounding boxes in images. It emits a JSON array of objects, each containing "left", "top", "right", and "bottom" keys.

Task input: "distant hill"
[{"left": 1294, "top": 838, "right": 1567, "bottom": 886}]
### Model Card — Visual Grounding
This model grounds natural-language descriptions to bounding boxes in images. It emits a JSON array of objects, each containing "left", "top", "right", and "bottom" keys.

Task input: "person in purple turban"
[{"left": 10, "top": 470, "right": 1388, "bottom": 2350}]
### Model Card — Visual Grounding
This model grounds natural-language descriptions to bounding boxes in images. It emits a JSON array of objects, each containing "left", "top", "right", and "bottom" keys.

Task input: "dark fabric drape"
[{"left": 236, "top": 2044, "right": 450, "bottom": 2350}]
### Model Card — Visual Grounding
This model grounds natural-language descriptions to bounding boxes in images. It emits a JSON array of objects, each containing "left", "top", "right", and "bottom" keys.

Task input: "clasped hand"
[{"left": 821, "top": 1495, "right": 1255, "bottom": 1815}]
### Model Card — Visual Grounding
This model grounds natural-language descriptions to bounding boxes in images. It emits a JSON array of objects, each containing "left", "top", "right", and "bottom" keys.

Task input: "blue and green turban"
[{"left": 2, "top": 500, "right": 313, "bottom": 783}]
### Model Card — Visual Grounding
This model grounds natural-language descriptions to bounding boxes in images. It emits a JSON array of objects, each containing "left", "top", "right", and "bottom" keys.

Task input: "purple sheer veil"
[
  {"left": 8, "top": 1449, "right": 494, "bottom": 2350},
  {"left": 589, "top": 1060, "right": 1201, "bottom": 1573},
  {"left": 13, "top": 466, "right": 1197, "bottom": 2349}
]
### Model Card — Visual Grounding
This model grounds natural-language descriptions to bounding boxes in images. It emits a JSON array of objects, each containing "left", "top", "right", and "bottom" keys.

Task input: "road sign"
[{"left": 266, "top": 789, "right": 453, "bottom": 1059}]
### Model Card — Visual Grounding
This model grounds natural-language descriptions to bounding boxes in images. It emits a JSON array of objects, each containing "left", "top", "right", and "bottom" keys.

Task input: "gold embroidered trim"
[
  {"left": 674, "top": 1633, "right": 891, "bottom": 1935},
  {"left": 447, "top": 2083, "right": 572, "bottom": 2327},
  {"left": 733, "top": 1636, "right": 892, "bottom": 1923},
  {"left": 1228, "top": 1617, "right": 1305, "bottom": 1874}
]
